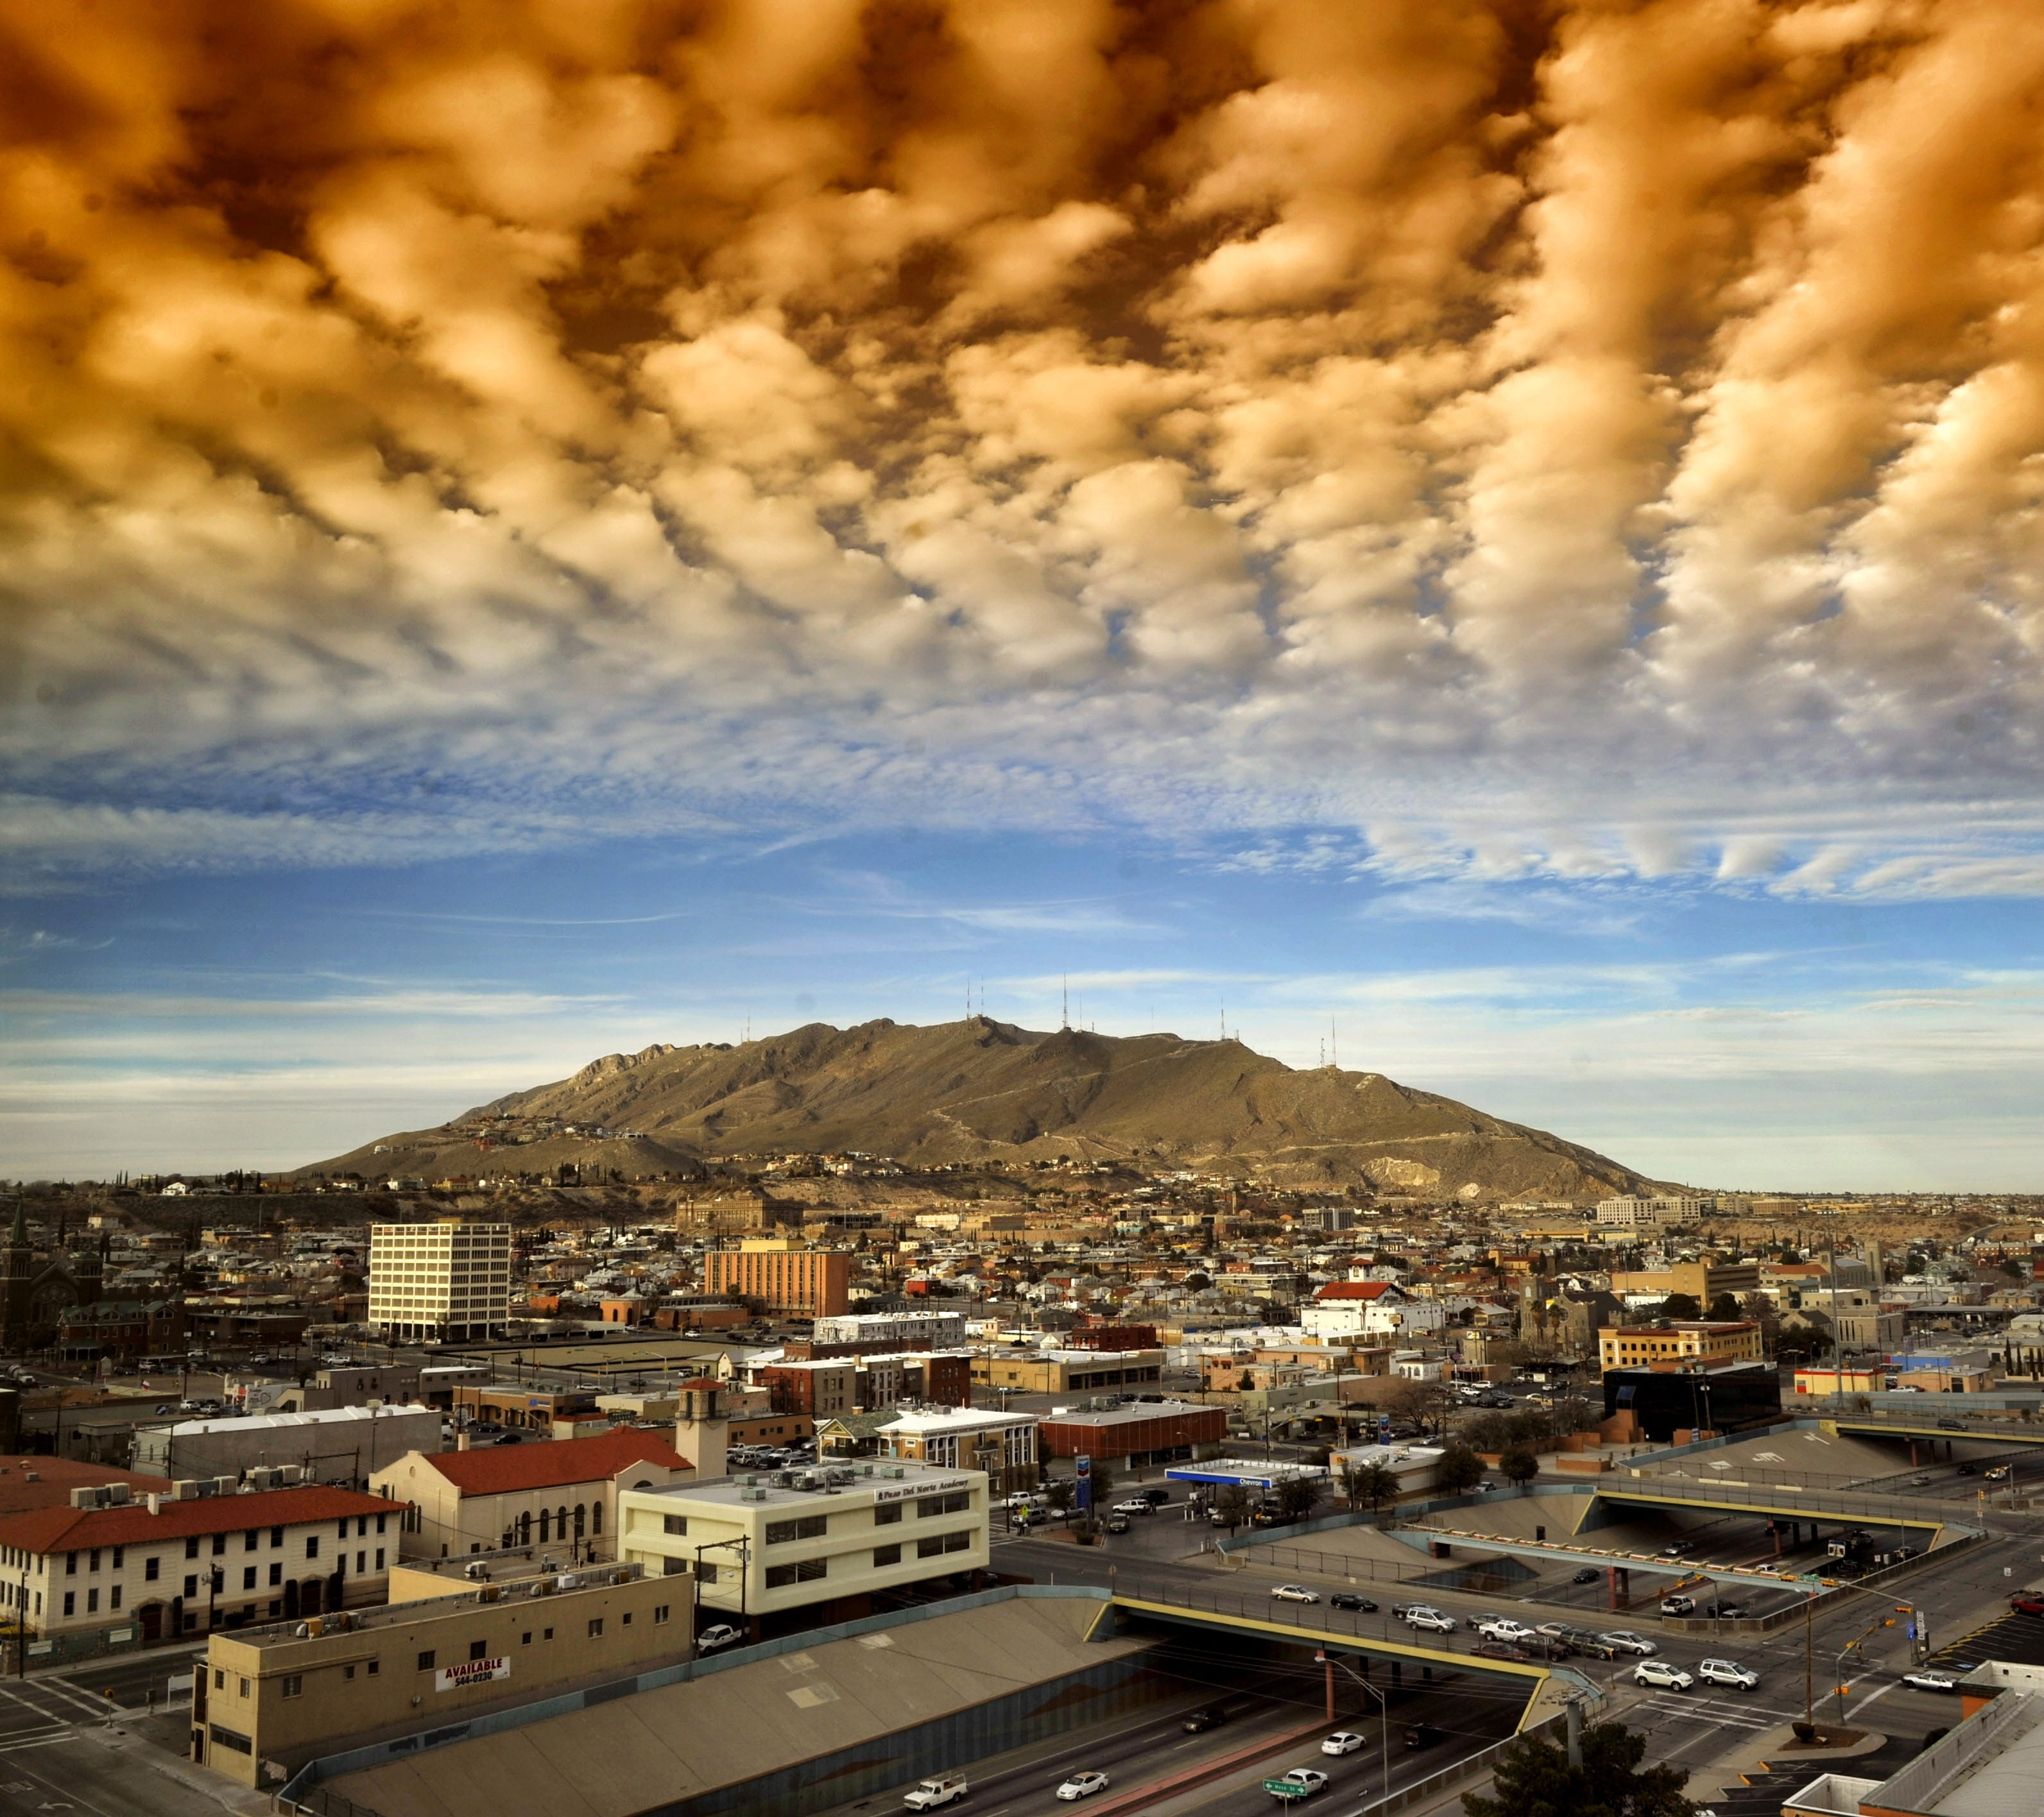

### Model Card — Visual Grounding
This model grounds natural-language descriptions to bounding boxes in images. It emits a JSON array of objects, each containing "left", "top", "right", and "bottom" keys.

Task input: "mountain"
[{"left": 298, "top": 1018, "right": 1660, "bottom": 1202}]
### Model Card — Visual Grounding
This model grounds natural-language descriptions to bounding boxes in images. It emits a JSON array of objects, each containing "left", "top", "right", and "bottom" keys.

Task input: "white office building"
[{"left": 368, "top": 1221, "right": 511, "bottom": 1343}]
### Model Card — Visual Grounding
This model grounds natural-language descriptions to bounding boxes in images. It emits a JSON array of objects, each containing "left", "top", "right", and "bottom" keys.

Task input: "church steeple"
[{"left": 5, "top": 1200, "right": 25, "bottom": 1252}]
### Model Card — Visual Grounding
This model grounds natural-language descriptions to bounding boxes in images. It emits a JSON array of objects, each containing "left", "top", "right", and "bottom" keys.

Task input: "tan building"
[
  {"left": 371, "top": 1428, "right": 691, "bottom": 1561},
  {"left": 703, "top": 1237, "right": 852, "bottom": 1318},
  {"left": 674, "top": 1190, "right": 798, "bottom": 1236},
  {"left": 1609, "top": 1260, "right": 1761, "bottom": 1306},
  {"left": 193, "top": 1553, "right": 684, "bottom": 1786},
  {"left": 367, "top": 1220, "right": 511, "bottom": 1343},
  {"left": 617, "top": 1458, "right": 990, "bottom": 1638},
  {"left": 1597, "top": 1320, "right": 1765, "bottom": 1373},
  {"left": 969, "top": 1347, "right": 1164, "bottom": 1394}
]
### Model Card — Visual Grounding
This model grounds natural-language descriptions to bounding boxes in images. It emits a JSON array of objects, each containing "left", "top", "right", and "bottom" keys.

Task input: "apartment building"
[
  {"left": 617, "top": 1459, "right": 990, "bottom": 1636},
  {"left": 133, "top": 1404, "right": 441, "bottom": 1488},
  {"left": 969, "top": 1347, "right": 1164, "bottom": 1394},
  {"left": 0, "top": 1478, "right": 397, "bottom": 1646},
  {"left": 368, "top": 1221, "right": 511, "bottom": 1342},
  {"left": 1594, "top": 1196, "right": 1711, "bottom": 1227},
  {"left": 703, "top": 1238, "right": 852, "bottom": 1318},
  {"left": 809, "top": 1309, "right": 969, "bottom": 1351},
  {"left": 879, "top": 1409, "right": 1037, "bottom": 1495},
  {"left": 1596, "top": 1320, "right": 1765, "bottom": 1372}
]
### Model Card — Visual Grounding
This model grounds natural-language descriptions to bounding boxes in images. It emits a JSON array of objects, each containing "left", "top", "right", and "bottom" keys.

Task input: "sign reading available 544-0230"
[{"left": 435, "top": 1657, "right": 510, "bottom": 1693}]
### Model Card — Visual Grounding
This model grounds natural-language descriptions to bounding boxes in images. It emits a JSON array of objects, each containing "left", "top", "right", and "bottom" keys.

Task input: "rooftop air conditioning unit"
[
  {"left": 68, "top": 1489, "right": 94, "bottom": 1510},
  {"left": 556, "top": 1574, "right": 580, "bottom": 1591},
  {"left": 214, "top": 1476, "right": 237, "bottom": 1496},
  {"left": 105, "top": 1483, "right": 131, "bottom": 1505},
  {"left": 741, "top": 1487, "right": 768, "bottom": 1502}
]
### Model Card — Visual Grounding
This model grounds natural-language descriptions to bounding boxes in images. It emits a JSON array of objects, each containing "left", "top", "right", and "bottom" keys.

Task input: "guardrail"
[{"left": 1606, "top": 1472, "right": 1963, "bottom": 1528}]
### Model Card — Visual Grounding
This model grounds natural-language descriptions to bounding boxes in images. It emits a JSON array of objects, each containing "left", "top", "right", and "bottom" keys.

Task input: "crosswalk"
[{"left": 1631, "top": 1691, "right": 1784, "bottom": 1732}]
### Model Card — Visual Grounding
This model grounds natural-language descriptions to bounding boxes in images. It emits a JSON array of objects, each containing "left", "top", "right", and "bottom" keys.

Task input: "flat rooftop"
[
  {"left": 1039, "top": 1399, "right": 1212, "bottom": 1424},
  {"left": 642, "top": 1459, "right": 981, "bottom": 1510}
]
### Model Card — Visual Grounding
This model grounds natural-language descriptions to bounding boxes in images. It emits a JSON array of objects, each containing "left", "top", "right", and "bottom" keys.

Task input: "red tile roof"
[
  {"left": 405, "top": 1428, "right": 688, "bottom": 1496},
  {"left": 0, "top": 1456, "right": 160, "bottom": 1517},
  {"left": 0, "top": 1483, "right": 393, "bottom": 1556},
  {"left": 1314, "top": 1282, "right": 1395, "bottom": 1301}
]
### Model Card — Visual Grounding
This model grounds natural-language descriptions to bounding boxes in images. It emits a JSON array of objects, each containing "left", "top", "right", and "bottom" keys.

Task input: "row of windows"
[
  {"left": 54, "top": 1516, "right": 386, "bottom": 1587},
  {"left": 412, "top": 1607, "right": 671, "bottom": 1671},
  {"left": 764, "top": 1515, "right": 828, "bottom": 1546}
]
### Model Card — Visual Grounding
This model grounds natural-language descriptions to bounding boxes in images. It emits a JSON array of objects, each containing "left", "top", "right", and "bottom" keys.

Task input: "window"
[
  {"left": 213, "top": 1669, "right": 225, "bottom": 1691},
  {"left": 89, "top": 1549, "right": 99, "bottom": 1572},
  {"left": 662, "top": 1515, "right": 687, "bottom": 1537},
  {"left": 343, "top": 1664, "right": 356, "bottom": 1681},
  {"left": 356, "top": 1552, "right": 366, "bottom": 1574},
  {"left": 520, "top": 1632, "right": 532, "bottom": 1647},
  {"left": 64, "top": 1555, "right": 76, "bottom": 1576},
  {"left": 367, "top": 1658, "right": 379, "bottom": 1676},
  {"left": 271, "top": 1527, "right": 284, "bottom": 1548},
  {"left": 144, "top": 1557, "right": 159, "bottom": 1582},
  {"left": 268, "top": 1564, "right": 282, "bottom": 1587},
  {"left": 375, "top": 1548, "right": 385, "bottom": 1571},
  {"left": 184, "top": 1575, "right": 198, "bottom": 1599},
  {"left": 282, "top": 1675, "right": 303, "bottom": 1700},
  {"left": 916, "top": 1530, "right": 972, "bottom": 1560},
  {"left": 110, "top": 1587, "right": 121, "bottom": 1610},
  {"left": 305, "top": 1537, "right": 320, "bottom": 1560},
  {"left": 765, "top": 1515, "right": 828, "bottom": 1545},
  {"left": 417, "top": 1651, "right": 435, "bottom": 1672},
  {"left": 621, "top": 1611, "right": 631, "bottom": 1627},
  {"left": 695, "top": 1561, "right": 719, "bottom": 1585},
  {"left": 242, "top": 1568, "right": 256, "bottom": 1591},
  {"left": 110, "top": 1547, "right": 122, "bottom": 1568},
  {"left": 185, "top": 1537, "right": 200, "bottom": 1560},
  {"left": 543, "top": 1628, "right": 553, "bottom": 1641},
  {"left": 915, "top": 1492, "right": 970, "bottom": 1518},
  {"left": 86, "top": 1588, "right": 98, "bottom": 1614},
  {"left": 239, "top": 1678, "right": 249, "bottom": 1698},
  {"left": 469, "top": 1640, "right": 487, "bottom": 1660},
  {"left": 873, "top": 1504, "right": 903, "bottom": 1526},
  {"left": 212, "top": 1535, "right": 227, "bottom": 1557},
  {"left": 873, "top": 1544, "right": 902, "bottom": 1567},
  {"left": 244, "top": 1530, "right": 258, "bottom": 1553},
  {"left": 376, "top": 1514, "right": 387, "bottom": 1535},
  {"left": 62, "top": 1592, "right": 74, "bottom": 1617},
  {"left": 764, "top": 1558, "right": 828, "bottom": 1589},
  {"left": 357, "top": 1517, "right": 368, "bottom": 1538},
  {"left": 586, "top": 1618, "right": 603, "bottom": 1638},
  {"left": 653, "top": 1605, "right": 669, "bottom": 1625}
]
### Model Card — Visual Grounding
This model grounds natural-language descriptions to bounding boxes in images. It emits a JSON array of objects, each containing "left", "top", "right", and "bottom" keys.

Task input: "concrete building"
[
  {"left": 1299, "top": 1283, "right": 1446, "bottom": 1340},
  {"left": 811, "top": 1309, "right": 970, "bottom": 1351},
  {"left": 1607, "top": 1260, "right": 1761, "bottom": 1306},
  {"left": 759, "top": 1351, "right": 974, "bottom": 1417},
  {"left": 703, "top": 1238, "right": 852, "bottom": 1318},
  {"left": 193, "top": 1553, "right": 682, "bottom": 1786},
  {"left": 969, "top": 1347, "right": 1164, "bottom": 1395},
  {"left": 372, "top": 1428, "right": 692, "bottom": 1560},
  {"left": 879, "top": 1409, "right": 1037, "bottom": 1495},
  {"left": 133, "top": 1404, "right": 441, "bottom": 1489},
  {"left": 368, "top": 1221, "right": 511, "bottom": 1342},
  {"left": 0, "top": 1478, "right": 396, "bottom": 1647},
  {"left": 617, "top": 1458, "right": 991, "bottom": 1637},
  {"left": 1594, "top": 1196, "right": 1710, "bottom": 1227},
  {"left": 1036, "top": 1399, "right": 1226, "bottom": 1469},
  {"left": 1596, "top": 1320, "right": 1764, "bottom": 1372}
]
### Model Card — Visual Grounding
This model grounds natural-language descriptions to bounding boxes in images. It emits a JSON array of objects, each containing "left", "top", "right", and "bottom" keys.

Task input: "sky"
[{"left": 4, "top": 0, "right": 2044, "bottom": 1189}]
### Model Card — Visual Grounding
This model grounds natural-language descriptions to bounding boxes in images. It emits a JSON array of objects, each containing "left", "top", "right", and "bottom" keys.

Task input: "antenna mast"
[
  {"left": 1061, "top": 977, "right": 1070, "bottom": 1032},
  {"left": 1331, "top": 1018, "right": 1337, "bottom": 1070}
]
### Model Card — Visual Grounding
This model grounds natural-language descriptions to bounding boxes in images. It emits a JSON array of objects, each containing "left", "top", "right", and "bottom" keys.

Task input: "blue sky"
[
  {"left": 6, "top": 1, "right": 2044, "bottom": 1189},
  {"left": 6, "top": 827, "right": 2040, "bottom": 1188}
]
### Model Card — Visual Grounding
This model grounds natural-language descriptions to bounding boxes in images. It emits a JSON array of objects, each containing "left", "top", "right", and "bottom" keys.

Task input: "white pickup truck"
[{"left": 904, "top": 1773, "right": 968, "bottom": 1809}]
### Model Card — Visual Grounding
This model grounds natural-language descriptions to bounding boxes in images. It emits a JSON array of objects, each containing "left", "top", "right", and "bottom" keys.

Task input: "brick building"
[
  {"left": 1037, "top": 1399, "right": 1226, "bottom": 1469},
  {"left": 703, "top": 1238, "right": 852, "bottom": 1318}
]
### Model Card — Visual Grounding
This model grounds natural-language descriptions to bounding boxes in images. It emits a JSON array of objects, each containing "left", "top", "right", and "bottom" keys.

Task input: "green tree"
[
  {"left": 1045, "top": 1478, "right": 1075, "bottom": 1521},
  {"left": 1660, "top": 1293, "right": 1702, "bottom": 1320},
  {"left": 1436, "top": 1443, "right": 1486, "bottom": 1494},
  {"left": 1500, "top": 1446, "right": 1540, "bottom": 1487},
  {"left": 1706, "top": 1293, "right": 1744, "bottom": 1322},
  {"left": 1087, "top": 1462, "right": 1116, "bottom": 1505},
  {"left": 1216, "top": 1483, "right": 1252, "bottom": 1530},
  {"left": 1463, "top": 1721, "right": 1690, "bottom": 1817}
]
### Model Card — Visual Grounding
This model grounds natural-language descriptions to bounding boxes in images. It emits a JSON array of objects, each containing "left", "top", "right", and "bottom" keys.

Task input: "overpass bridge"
[
  {"left": 1823, "top": 1411, "right": 2044, "bottom": 1450},
  {"left": 1585, "top": 1474, "right": 1962, "bottom": 1546}
]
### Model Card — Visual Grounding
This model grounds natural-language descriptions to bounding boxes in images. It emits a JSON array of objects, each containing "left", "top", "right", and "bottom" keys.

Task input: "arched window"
[
  {"left": 557, "top": 1505, "right": 569, "bottom": 1536},
  {"left": 573, "top": 1505, "right": 586, "bottom": 1539},
  {"left": 538, "top": 1508, "right": 550, "bottom": 1542},
  {"left": 519, "top": 1512, "right": 531, "bottom": 1545},
  {"left": 591, "top": 1503, "right": 602, "bottom": 1536}
]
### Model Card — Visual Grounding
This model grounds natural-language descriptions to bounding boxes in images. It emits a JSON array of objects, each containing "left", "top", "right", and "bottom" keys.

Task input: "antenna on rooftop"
[{"left": 1061, "top": 977, "right": 1070, "bottom": 1031}]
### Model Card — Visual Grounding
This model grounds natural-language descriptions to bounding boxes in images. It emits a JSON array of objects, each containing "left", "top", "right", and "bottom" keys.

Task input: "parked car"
[
  {"left": 2011, "top": 1594, "right": 2044, "bottom": 1616},
  {"left": 1322, "top": 1732, "right": 1368, "bottom": 1755},
  {"left": 1056, "top": 1771, "right": 1110, "bottom": 1800},
  {"left": 1103, "top": 1515, "right": 1131, "bottom": 1533},
  {"left": 1601, "top": 1631, "right": 1658, "bottom": 1656},
  {"left": 1404, "top": 1725, "right": 1445, "bottom": 1750},
  {"left": 1268, "top": 1768, "right": 1330, "bottom": 1799},
  {"left": 1331, "top": 1593, "right": 1377, "bottom": 1612},
  {"left": 696, "top": 1624, "right": 743, "bottom": 1652},
  {"left": 1903, "top": 1671, "right": 1959, "bottom": 1693},
  {"left": 904, "top": 1773, "right": 969, "bottom": 1809},
  {"left": 1634, "top": 1660, "right": 1695, "bottom": 1690},
  {"left": 1697, "top": 1659, "right": 1760, "bottom": 1691},
  {"left": 1712, "top": 1602, "right": 1746, "bottom": 1620},
  {"left": 1571, "top": 1568, "right": 1602, "bottom": 1585},
  {"left": 1271, "top": 1585, "right": 1321, "bottom": 1605},
  {"left": 1140, "top": 1487, "right": 1171, "bottom": 1506},
  {"left": 1183, "top": 1707, "right": 1228, "bottom": 1733}
]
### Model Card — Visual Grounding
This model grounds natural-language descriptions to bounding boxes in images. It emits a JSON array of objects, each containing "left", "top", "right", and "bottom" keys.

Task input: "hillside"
[{"left": 297, "top": 1018, "right": 1661, "bottom": 1202}]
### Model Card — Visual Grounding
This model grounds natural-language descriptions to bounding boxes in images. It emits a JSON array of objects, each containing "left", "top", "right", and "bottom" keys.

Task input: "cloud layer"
[{"left": 7, "top": 0, "right": 2044, "bottom": 890}]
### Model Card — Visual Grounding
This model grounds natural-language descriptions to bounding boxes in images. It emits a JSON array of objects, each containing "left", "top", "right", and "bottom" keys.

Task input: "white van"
[{"left": 904, "top": 1772, "right": 969, "bottom": 1808}]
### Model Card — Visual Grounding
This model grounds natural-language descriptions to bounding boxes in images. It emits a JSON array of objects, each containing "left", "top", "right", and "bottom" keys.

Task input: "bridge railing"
[{"left": 1608, "top": 1472, "right": 1962, "bottom": 1528}]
